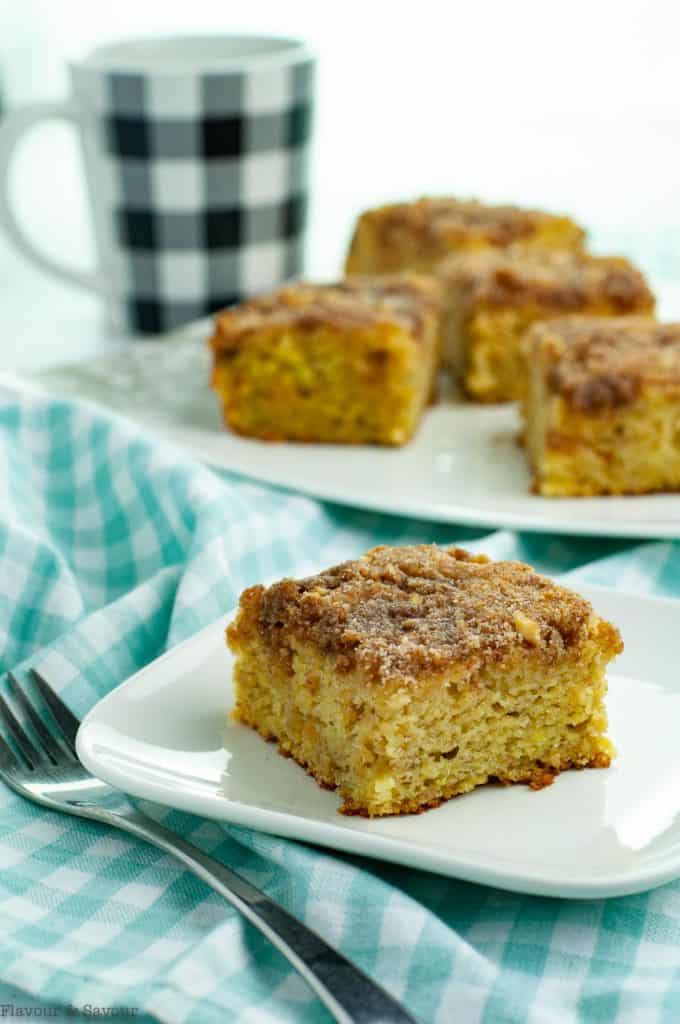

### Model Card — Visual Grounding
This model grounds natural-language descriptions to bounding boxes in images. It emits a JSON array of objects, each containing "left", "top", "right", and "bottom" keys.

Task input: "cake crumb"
[{"left": 513, "top": 611, "right": 541, "bottom": 645}]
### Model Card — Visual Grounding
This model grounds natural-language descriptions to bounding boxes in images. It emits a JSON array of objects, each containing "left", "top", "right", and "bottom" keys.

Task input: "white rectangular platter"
[{"left": 15, "top": 281, "right": 680, "bottom": 539}]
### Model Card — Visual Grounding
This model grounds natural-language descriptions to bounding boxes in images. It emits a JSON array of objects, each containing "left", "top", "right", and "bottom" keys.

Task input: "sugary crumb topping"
[
  {"left": 210, "top": 275, "right": 441, "bottom": 353},
  {"left": 438, "top": 249, "right": 654, "bottom": 313},
  {"left": 529, "top": 316, "right": 680, "bottom": 412},
  {"left": 360, "top": 197, "right": 581, "bottom": 246},
  {"left": 230, "top": 545, "right": 621, "bottom": 684}
]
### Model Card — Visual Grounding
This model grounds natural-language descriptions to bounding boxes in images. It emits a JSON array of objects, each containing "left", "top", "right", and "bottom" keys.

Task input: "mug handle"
[{"left": 0, "top": 101, "right": 107, "bottom": 294}]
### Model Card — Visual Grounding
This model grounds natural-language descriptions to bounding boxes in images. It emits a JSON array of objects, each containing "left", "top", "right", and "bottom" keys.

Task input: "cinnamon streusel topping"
[
  {"left": 240, "top": 545, "right": 614, "bottom": 684},
  {"left": 531, "top": 316, "right": 680, "bottom": 413},
  {"left": 366, "top": 197, "right": 578, "bottom": 247},
  {"left": 438, "top": 249, "right": 654, "bottom": 314},
  {"left": 211, "top": 275, "right": 442, "bottom": 353}
]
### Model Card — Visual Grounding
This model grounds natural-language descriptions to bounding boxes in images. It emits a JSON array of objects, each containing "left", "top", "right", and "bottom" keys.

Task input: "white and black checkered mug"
[{"left": 0, "top": 36, "right": 315, "bottom": 333}]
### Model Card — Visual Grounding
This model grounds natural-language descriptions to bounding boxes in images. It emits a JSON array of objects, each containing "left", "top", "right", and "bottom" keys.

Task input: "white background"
[{"left": 1, "top": 0, "right": 679, "bottom": 367}]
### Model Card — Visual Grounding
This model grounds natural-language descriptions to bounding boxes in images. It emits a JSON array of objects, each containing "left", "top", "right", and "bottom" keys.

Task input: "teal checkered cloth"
[{"left": 1, "top": 386, "right": 680, "bottom": 1024}]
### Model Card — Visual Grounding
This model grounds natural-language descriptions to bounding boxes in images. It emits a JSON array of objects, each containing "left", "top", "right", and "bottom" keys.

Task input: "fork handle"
[{"left": 106, "top": 809, "right": 417, "bottom": 1024}]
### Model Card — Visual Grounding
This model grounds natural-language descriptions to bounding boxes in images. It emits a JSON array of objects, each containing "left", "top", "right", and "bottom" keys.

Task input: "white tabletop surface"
[{"left": 0, "top": 235, "right": 130, "bottom": 372}]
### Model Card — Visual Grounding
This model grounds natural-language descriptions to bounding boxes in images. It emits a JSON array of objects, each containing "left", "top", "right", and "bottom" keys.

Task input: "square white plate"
[
  {"left": 10, "top": 281, "right": 680, "bottom": 541},
  {"left": 77, "top": 582, "right": 680, "bottom": 899}
]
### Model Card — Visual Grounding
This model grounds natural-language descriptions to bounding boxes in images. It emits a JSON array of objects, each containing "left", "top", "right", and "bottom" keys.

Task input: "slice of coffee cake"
[
  {"left": 227, "top": 545, "right": 621, "bottom": 817},
  {"left": 210, "top": 275, "right": 441, "bottom": 446},
  {"left": 523, "top": 316, "right": 680, "bottom": 496}
]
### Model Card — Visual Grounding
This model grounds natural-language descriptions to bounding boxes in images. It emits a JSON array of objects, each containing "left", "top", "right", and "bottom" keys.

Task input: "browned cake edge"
[
  {"left": 350, "top": 197, "right": 584, "bottom": 246},
  {"left": 438, "top": 250, "right": 655, "bottom": 315},
  {"left": 210, "top": 274, "right": 443, "bottom": 354},
  {"left": 231, "top": 718, "right": 613, "bottom": 817},
  {"left": 527, "top": 316, "right": 680, "bottom": 414}
]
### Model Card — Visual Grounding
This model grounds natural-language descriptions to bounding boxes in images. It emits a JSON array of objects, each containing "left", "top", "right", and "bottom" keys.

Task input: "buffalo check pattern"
[
  {"left": 3, "top": 385, "right": 680, "bottom": 1023},
  {"left": 72, "top": 59, "right": 314, "bottom": 333}
]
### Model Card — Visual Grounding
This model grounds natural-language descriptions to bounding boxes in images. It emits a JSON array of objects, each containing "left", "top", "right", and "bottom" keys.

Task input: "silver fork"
[{"left": 0, "top": 669, "right": 418, "bottom": 1024}]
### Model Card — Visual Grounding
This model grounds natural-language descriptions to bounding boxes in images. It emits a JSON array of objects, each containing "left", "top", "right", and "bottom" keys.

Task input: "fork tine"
[
  {"left": 7, "top": 673, "right": 68, "bottom": 765},
  {"left": 0, "top": 695, "right": 42, "bottom": 769},
  {"left": 0, "top": 733, "right": 21, "bottom": 774},
  {"left": 30, "top": 669, "right": 80, "bottom": 753}
]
